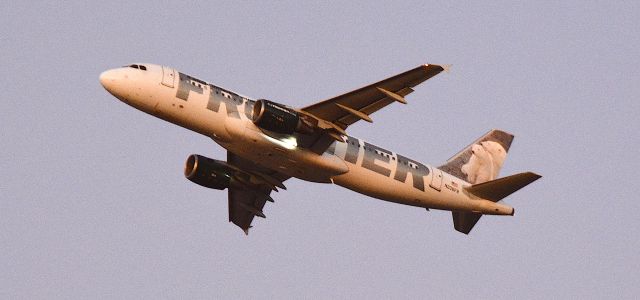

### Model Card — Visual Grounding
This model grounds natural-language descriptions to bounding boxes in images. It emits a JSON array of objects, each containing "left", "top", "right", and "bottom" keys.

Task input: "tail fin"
[
  {"left": 439, "top": 129, "right": 514, "bottom": 184},
  {"left": 453, "top": 172, "right": 542, "bottom": 234}
]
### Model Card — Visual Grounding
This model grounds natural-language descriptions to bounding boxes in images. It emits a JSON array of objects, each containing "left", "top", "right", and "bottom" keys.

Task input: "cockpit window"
[{"left": 124, "top": 64, "right": 147, "bottom": 71}]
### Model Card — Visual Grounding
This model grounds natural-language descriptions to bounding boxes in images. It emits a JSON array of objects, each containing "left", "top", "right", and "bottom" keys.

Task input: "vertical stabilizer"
[{"left": 439, "top": 129, "right": 514, "bottom": 184}]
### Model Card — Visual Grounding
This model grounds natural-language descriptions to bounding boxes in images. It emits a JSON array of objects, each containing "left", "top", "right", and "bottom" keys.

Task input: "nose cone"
[{"left": 99, "top": 69, "right": 118, "bottom": 92}]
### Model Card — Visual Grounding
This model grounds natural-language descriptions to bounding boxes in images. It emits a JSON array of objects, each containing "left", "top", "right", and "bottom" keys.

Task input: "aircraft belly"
[
  {"left": 332, "top": 164, "right": 467, "bottom": 210},
  {"left": 332, "top": 165, "right": 421, "bottom": 206}
]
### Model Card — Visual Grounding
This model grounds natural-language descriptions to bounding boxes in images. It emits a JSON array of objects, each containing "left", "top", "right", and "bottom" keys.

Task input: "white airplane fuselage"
[{"left": 100, "top": 63, "right": 514, "bottom": 216}]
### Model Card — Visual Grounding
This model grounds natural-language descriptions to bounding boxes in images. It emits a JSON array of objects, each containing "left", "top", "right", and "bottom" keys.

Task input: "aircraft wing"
[
  {"left": 227, "top": 152, "right": 290, "bottom": 234},
  {"left": 301, "top": 64, "right": 446, "bottom": 129}
]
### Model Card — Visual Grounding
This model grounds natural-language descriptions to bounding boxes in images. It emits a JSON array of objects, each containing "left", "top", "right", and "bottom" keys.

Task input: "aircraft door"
[
  {"left": 161, "top": 66, "right": 175, "bottom": 88},
  {"left": 429, "top": 167, "right": 443, "bottom": 191}
]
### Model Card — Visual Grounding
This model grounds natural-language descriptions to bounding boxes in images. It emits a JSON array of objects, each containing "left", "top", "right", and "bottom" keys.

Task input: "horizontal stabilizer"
[
  {"left": 453, "top": 172, "right": 541, "bottom": 234},
  {"left": 464, "top": 172, "right": 541, "bottom": 202}
]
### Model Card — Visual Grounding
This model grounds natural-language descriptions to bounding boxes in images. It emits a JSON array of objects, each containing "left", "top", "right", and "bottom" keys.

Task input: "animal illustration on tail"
[{"left": 461, "top": 140, "right": 507, "bottom": 184}]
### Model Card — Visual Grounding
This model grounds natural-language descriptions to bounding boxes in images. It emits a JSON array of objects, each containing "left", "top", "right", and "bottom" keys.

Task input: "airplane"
[{"left": 99, "top": 63, "right": 540, "bottom": 235}]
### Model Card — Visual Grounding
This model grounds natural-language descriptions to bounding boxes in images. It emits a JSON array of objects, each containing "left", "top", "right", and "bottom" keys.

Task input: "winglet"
[{"left": 442, "top": 64, "right": 452, "bottom": 73}]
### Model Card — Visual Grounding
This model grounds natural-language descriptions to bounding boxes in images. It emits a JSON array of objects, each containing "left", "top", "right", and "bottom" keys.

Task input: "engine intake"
[
  {"left": 252, "top": 99, "right": 313, "bottom": 134},
  {"left": 184, "top": 154, "right": 232, "bottom": 190}
]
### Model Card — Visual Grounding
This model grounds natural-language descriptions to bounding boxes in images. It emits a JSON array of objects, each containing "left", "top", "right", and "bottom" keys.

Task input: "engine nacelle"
[
  {"left": 184, "top": 154, "right": 232, "bottom": 190},
  {"left": 252, "top": 99, "right": 313, "bottom": 134}
]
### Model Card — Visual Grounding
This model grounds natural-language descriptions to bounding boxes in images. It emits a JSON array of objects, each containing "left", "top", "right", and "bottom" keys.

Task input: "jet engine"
[
  {"left": 184, "top": 154, "right": 235, "bottom": 190},
  {"left": 252, "top": 99, "right": 313, "bottom": 134}
]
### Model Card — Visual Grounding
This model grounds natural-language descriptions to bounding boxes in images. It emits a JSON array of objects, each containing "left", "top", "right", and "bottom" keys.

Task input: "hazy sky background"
[{"left": 2, "top": 1, "right": 639, "bottom": 298}]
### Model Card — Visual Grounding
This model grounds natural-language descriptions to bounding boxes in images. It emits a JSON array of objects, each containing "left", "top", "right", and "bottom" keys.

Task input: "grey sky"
[{"left": 2, "top": 1, "right": 639, "bottom": 298}]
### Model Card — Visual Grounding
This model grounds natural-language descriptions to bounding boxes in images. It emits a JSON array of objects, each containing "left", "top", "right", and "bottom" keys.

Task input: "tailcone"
[{"left": 470, "top": 199, "right": 514, "bottom": 216}]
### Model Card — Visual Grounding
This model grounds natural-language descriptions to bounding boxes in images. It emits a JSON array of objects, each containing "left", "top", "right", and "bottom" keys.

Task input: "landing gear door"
[
  {"left": 429, "top": 167, "right": 443, "bottom": 191},
  {"left": 161, "top": 66, "right": 175, "bottom": 88}
]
